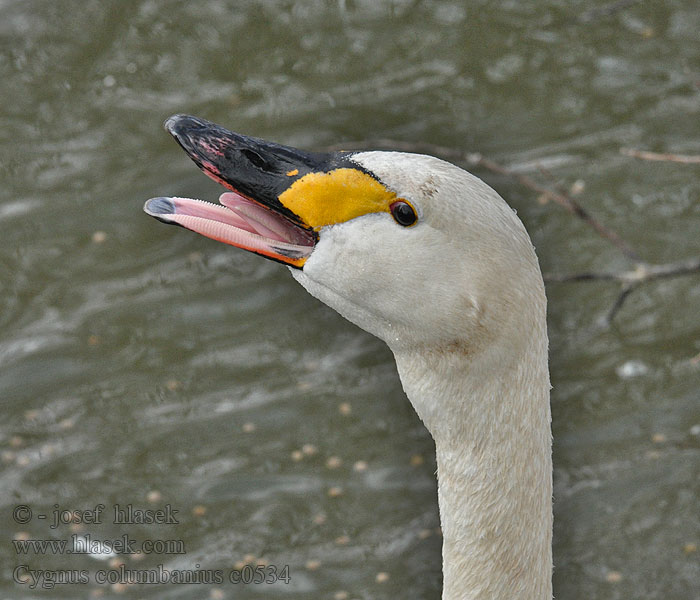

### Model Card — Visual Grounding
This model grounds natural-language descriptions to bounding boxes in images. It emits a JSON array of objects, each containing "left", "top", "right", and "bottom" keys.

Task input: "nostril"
[{"left": 241, "top": 148, "right": 271, "bottom": 171}]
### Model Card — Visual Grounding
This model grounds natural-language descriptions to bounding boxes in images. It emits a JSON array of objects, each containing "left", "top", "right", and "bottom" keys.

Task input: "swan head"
[
  {"left": 145, "top": 115, "right": 545, "bottom": 360},
  {"left": 145, "top": 115, "right": 552, "bottom": 596}
]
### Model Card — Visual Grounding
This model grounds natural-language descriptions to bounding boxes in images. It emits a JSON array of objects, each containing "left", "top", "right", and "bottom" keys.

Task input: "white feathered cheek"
[{"left": 300, "top": 212, "right": 428, "bottom": 318}]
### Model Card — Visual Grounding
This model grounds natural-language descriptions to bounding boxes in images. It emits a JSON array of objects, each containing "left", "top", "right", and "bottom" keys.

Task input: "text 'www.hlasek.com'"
[{"left": 11, "top": 503, "right": 291, "bottom": 590}]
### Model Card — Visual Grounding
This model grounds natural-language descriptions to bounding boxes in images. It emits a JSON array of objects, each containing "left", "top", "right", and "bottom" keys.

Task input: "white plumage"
[
  {"left": 147, "top": 118, "right": 552, "bottom": 599},
  {"left": 294, "top": 152, "right": 552, "bottom": 600}
]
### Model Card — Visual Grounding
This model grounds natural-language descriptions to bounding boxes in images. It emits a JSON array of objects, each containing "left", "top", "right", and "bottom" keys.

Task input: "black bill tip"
[{"left": 163, "top": 114, "right": 200, "bottom": 137}]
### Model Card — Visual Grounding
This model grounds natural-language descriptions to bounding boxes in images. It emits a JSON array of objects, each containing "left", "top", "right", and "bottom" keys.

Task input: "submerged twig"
[
  {"left": 620, "top": 148, "right": 700, "bottom": 164},
  {"left": 471, "top": 154, "right": 642, "bottom": 261},
  {"left": 604, "top": 283, "right": 640, "bottom": 326},
  {"left": 546, "top": 258, "right": 700, "bottom": 323},
  {"left": 544, "top": 257, "right": 700, "bottom": 284}
]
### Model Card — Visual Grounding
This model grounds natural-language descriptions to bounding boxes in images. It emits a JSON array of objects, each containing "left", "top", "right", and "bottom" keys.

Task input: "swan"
[{"left": 144, "top": 114, "right": 552, "bottom": 600}]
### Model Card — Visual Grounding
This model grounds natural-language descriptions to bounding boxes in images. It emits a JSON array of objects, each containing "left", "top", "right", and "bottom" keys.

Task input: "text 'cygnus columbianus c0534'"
[{"left": 144, "top": 114, "right": 552, "bottom": 600}]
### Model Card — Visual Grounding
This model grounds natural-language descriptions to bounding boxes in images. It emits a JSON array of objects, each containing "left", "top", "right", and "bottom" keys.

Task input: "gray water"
[{"left": 1, "top": 1, "right": 699, "bottom": 598}]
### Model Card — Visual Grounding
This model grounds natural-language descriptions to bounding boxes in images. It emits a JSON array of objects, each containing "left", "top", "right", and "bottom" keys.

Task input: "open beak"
[
  {"left": 145, "top": 114, "right": 398, "bottom": 267},
  {"left": 144, "top": 114, "right": 327, "bottom": 268}
]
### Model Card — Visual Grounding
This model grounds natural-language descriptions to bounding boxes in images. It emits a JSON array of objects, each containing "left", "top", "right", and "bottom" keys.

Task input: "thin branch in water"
[
  {"left": 544, "top": 272, "right": 620, "bottom": 283},
  {"left": 536, "top": 163, "right": 572, "bottom": 200},
  {"left": 548, "top": 258, "right": 700, "bottom": 323},
  {"left": 620, "top": 148, "right": 700, "bottom": 164},
  {"left": 641, "top": 256, "right": 700, "bottom": 279},
  {"left": 602, "top": 282, "right": 640, "bottom": 326},
  {"left": 545, "top": 257, "right": 700, "bottom": 284},
  {"left": 467, "top": 154, "right": 642, "bottom": 262}
]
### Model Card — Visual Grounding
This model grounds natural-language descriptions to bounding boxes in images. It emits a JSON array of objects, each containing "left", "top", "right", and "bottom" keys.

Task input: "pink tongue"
[
  {"left": 219, "top": 190, "right": 251, "bottom": 211},
  {"left": 219, "top": 192, "right": 311, "bottom": 245}
]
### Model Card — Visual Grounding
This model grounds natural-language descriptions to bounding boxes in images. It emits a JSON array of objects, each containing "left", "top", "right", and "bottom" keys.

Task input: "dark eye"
[{"left": 390, "top": 200, "right": 417, "bottom": 227}]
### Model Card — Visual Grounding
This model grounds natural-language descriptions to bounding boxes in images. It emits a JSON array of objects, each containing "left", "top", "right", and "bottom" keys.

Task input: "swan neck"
[{"left": 394, "top": 335, "right": 552, "bottom": 600}]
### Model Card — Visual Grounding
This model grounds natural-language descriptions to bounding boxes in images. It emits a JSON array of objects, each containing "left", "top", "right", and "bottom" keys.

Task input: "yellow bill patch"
[{"left": 278, "top": 168, "right": 395, "bottom": 230}]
